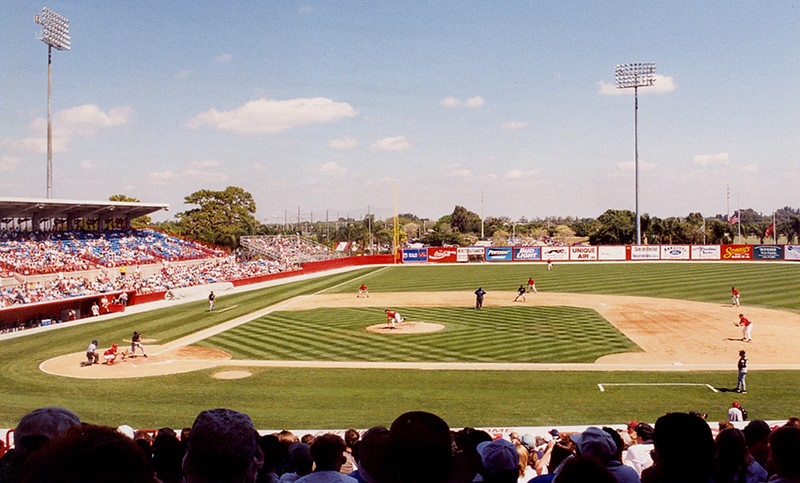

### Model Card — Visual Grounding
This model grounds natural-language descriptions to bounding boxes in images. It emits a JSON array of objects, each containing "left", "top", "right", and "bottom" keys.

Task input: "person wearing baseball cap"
[
  {"left": 183, "top": 408, "right": 264, "bottom": 483},
  {"left": 475, "top": 438, "right": 518, "bottom": 483},
  {"left": 736, "top": 350, "right": 748, "bottom": 394},
  {"left": 570, "top": 427, "right": 640, "bottom": 483}
]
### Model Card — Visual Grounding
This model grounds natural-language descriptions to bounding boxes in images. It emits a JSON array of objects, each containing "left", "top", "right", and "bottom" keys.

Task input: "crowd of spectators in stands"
[
  {"left": 2, "top": 406, "right": 799, "bottom": 483},
  {"left": 0, "top": 231, "right": 329, "bottom": 312},
  {"left": 242, "top": 235, "right": 338, "bottom": 264},
  {"left": 0, "top": 229, "right": 228, "bottom": 277}
]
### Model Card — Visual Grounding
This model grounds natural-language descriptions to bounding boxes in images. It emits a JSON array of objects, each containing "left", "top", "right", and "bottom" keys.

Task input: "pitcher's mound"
[{"left": 366, "top": 321, "right": 444, "bottom": 334}]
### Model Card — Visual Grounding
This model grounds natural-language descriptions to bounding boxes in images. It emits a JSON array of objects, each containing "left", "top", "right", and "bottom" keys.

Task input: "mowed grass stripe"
[
  {"left": 342, "top": 263, "right": 800, "bottom": 312},
  {"left": 204, "top": 306, "right": 637, "bottom": 363}
]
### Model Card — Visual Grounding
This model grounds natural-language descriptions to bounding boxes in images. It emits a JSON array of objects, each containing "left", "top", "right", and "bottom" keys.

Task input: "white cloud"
[
  {"left": 371, "top": 136, "right": 411, "bottom": 152},
  {"left": 506, "top": 169, "right": 537, "bottom": 179},
  {"left": 13, "top": 104, "right": 132, "bottom": 153},
  {"left": 598, "top": 74, "right": 678, "bottom": 95},
  {"left": 446, "top": 163, "right": 473, "bottom": 178},
  {"left": 0, "top": 155, "right": 21, "bottom": 173},
  {"left": 215, "top": 53, "right": 232, "bottom": 64},
  {"left": 740, "top": 163, "right": 758, "bottom": 173},
  {"left": 440, "top": 96, "right": 485, "bottom": 108},
  {"left": 464, "top": 96, "right": 485, "bottom": 107},
  {"left": 188, "top": 97, "right": 358, "bottom": 135},
  {"left": 319, "top": 161, "right": 346, "bottom": 175},
  {"left": 502, "top": 121, "right": 527, "bottom": 130},
  {"left": 80, "top": 159, "right": 95, "bottom": 169},
  {"left": 693, "top": 152, "right": 730, "bottom": 166},
  {"left": 329, "top": 136, "right": 358, "bottom": 150}
]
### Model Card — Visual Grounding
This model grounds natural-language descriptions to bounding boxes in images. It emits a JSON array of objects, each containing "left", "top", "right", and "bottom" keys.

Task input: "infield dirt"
[{"left": 41, "top": 291, "right": 800, "bottom": 379}]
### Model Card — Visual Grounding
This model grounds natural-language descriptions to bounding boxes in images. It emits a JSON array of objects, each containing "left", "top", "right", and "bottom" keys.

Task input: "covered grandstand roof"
[{"left": 0, "top": 197, "right": 168, "bottom": 222}]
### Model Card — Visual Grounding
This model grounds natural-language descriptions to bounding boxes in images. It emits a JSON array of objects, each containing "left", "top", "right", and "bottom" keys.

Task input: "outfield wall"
[{"left": 403, "top": 244, "right": 800, "bottom": 263}]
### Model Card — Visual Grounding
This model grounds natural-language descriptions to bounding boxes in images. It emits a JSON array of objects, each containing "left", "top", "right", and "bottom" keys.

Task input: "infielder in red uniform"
[
  {"left": 731, "top": 286, "right": 740, "bottom": 306},
  {"left": 737, "top": 314, "right": 752, "bottom": 343}
]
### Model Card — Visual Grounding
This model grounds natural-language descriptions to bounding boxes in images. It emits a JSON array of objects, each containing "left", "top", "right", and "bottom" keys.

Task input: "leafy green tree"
[
  {"left": 176, "top": 186, "right": 258, "bottom": 250},
  {"left": 588, "top": 209, "right": 635, "bottom": 245},
  {"left": 108, "top": 194, "right": 151, "bottom": 228},
  {"left": 450, "top": 205, "right": 481, "bottom": 234}
]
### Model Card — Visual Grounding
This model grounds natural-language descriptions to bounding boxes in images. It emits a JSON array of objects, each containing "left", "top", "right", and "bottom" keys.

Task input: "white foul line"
[{"left": 598, "top": 383, "right": 718, "bottom": 393}]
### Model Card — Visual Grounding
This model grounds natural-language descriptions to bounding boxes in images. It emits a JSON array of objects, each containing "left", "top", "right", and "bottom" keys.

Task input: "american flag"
[
  {"left": 765, "top": 222, "right": 775, "bottom": 237},
  {"left": 728, "top": 212, "right": 739, "bottom": 226}
]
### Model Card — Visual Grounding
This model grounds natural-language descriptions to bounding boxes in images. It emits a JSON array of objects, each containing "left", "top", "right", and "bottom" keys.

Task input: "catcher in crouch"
[{"left": 385, "top": 309, "right": 405, "bottom": 329}]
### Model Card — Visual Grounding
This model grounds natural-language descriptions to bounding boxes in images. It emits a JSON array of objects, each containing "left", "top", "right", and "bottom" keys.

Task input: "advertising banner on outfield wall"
[
  {"left": 427, "top": 247, "right": 458, "bottom": 263},
  {"left": 661, "top": 245, "right": 690, "bottom": 260},
  {"left": 485, "top": 247, "right": 513, "bottom": 261},
  {"left": 785, "top": 245, "right": 800, "bottom": 261},
  {"left": 721, "top": 245, "right": 753, "bottom": 260},
  {"left": 628, "top": 245, "right": 660, "bottom": 260},
  {"left": 457, "top": 247, "right": 470, "bottom": 262},
  {"left": 570, "top": 246, "right": 597, "bottom": 261},
  {"left": 691, "top": 245, "right": 721, "bottom": 260},
  {"left": 513, "top": 246, "right": 541, "bottom": 261},
  {"left": 598, "top": 246, "right": 627, "bottom": 260},
  {"left": 541, "top": 246, "right": 569, "bottom": 261},
  {"left": 402, "top": 249, "right": 427, "bottom": 263},
  {"left": 753, "top": 245, "right": 783, "bottom": 260}
]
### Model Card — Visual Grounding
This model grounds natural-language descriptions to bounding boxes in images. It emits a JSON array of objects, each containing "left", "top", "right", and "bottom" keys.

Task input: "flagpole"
[
  {"left": 774, "top": 211, "right": 777, "bottom": 244},
  {"left": 737, "top": 204, "right": 741, "bottom": 244}
]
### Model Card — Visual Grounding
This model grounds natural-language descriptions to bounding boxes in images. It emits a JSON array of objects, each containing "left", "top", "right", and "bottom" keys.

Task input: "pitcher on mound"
[{"left": 385, "top": 309, "right": 405, "bottom": 329}]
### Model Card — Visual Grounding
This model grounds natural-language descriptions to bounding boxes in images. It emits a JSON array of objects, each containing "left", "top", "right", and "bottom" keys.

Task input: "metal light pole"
[
  {"left": 615, "top": 62, "right": 655, "bottom": 245},
  {"left": 35, "top": 7, "right": 70, "bottom": 199}
]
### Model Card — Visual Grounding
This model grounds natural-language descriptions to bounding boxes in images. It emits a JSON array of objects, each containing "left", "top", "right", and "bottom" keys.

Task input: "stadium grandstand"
[{"left": 0, "top": 197, "right": 344, "bottom": 330}]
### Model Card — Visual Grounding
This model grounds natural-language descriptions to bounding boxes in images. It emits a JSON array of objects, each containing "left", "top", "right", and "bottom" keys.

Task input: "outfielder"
[
  {"left": 385, "top": 309, "right": 405, "bottom": 329},
  {"left": 736, "top": 314, "right": 752, "bottom": 343}
]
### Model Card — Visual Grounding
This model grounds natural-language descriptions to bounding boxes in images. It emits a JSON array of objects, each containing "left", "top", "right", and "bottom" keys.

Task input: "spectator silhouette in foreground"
[
  {"left": 743, "top": 419, "right": 772, "bottom": 472},
  {"left": 296, "top": 433, "right": 356, "bottom": 482},
  {"left": 475, "top": 437, "right": 519, "bottom": 483},
  {"left": 451, "top": 427, "right": 493, "bottom": 483},
  {"left": 152, "top": 428, "right": 185, "bottom": 483},
  {"left": 570, "top": 426, "right": 639, "bottom": 483},
  {"left": 278, "top": 442, "right": 313, "bottom": 482},
  {"left": 21, "top": 423, "right": 157, "bottom": 482},
  {"left": 183, "top": 408, "right": 264, "bottom": 483},
  {"left": 389, "top": 410, "right": 454, "bottom": 483},
  {"left": 641, "top": 412, "right": 715, "bottom": 483},
  {"left": 257, "top": 434, "right": 283, "bottom": 483},
  {"left": 348, "top": 426, "right": 393, "bottom": 483},
  {"left": 554, "top": 455, "right": 616, "bottom": 483},
  {"left": 0, "top": 406, "right": 81, "bottom": 483},
  {"left": 713, "top": 427, "right": 767, "bottom": 483},
  {"left": 767, "top": 425, "right": 800, "bottom": 483}
]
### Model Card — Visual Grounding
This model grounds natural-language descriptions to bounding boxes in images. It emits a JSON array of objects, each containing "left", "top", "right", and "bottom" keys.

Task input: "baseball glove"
[{"left": 733, "top": 322, "right": 740, "bottom": 327}]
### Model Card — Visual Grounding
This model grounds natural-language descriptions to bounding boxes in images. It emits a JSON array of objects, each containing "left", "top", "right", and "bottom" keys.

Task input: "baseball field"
[{"left": 3, "top": 261, "right": 800, "bottom": 431}]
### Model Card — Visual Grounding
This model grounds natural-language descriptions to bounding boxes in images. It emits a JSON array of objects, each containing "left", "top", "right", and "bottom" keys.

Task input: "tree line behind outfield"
[{"left": 122, "top": 187, "right": 800, "bottom": 252}]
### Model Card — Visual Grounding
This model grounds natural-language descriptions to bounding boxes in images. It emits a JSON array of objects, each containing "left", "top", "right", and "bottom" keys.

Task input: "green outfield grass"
[{"left": 0, "top": 262, "right": 798, "bottom": 430}]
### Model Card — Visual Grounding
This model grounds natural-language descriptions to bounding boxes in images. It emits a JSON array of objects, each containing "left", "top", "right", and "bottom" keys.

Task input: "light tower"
[
  {"left": 35, "top": 7, "right": 71, "bottom": 199},
  {"left": 615, "top": 62, "right": 655, "bottom": 245}
]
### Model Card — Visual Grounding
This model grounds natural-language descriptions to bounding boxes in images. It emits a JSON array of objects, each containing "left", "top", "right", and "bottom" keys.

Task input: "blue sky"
[{"left": 2, "top": 2, "right": 798, "bottom": 224}]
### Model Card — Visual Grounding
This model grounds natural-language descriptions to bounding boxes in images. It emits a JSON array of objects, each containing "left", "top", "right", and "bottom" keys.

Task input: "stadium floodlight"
[
  {"left": 35, "top": 7, "right": 70, "bottom": 199},
  {"left": 615, "top": 62, "right": 655, "bottom": 246}
]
